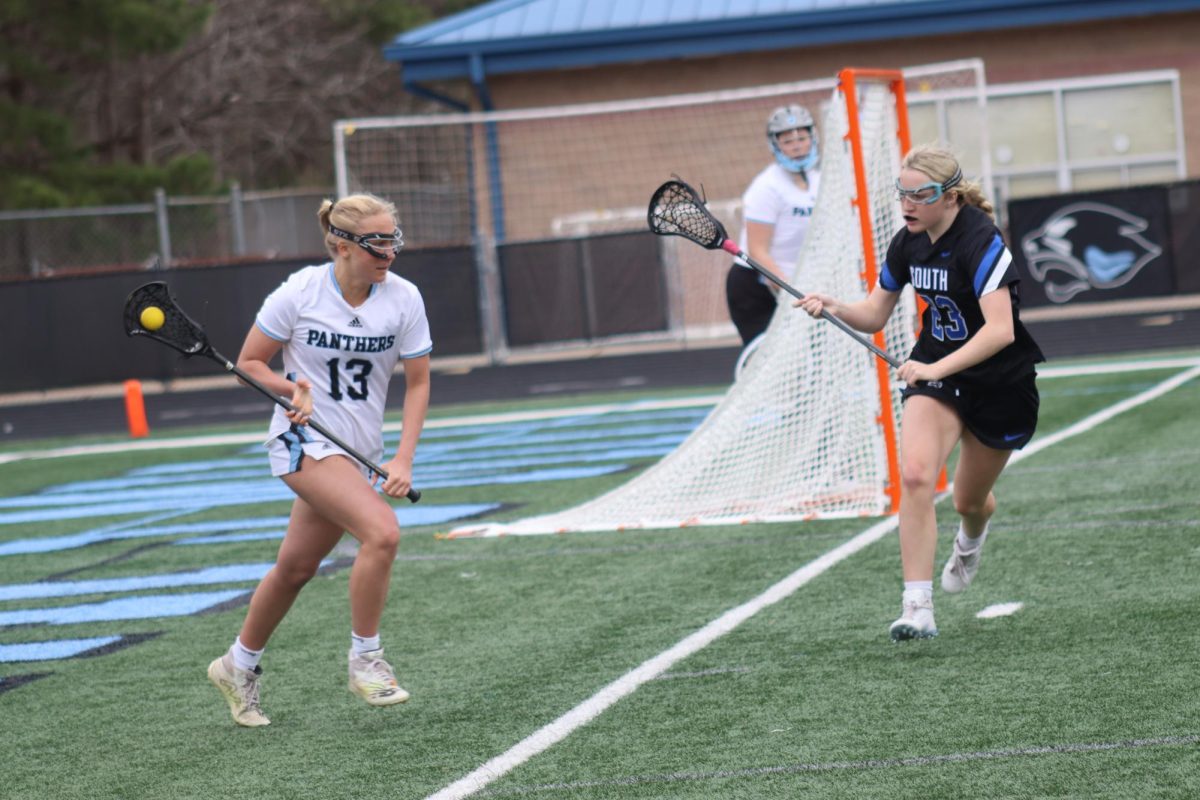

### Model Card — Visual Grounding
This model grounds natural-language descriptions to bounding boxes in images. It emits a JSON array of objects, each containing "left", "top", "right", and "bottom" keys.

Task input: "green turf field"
[{"left": 1, "top": 354, "right": 1198, "bottom": 799}]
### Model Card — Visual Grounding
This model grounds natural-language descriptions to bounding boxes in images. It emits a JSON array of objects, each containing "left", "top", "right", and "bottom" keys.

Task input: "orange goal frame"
[{"left": 838, "top": 67, "right": 946, "bottom": 513}]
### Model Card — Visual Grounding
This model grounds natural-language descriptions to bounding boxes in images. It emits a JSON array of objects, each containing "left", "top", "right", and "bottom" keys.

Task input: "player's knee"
[
  {"left": 276, "top": 559, "right": 321, "bottom": 590},
  {"left": 899, "top": 461, "right": 939, "bottom": 497},
  {"left": 359, "top": 517, "right": 401, "bottom": 557},
  {"left": 954, "top": 490, "right": 995, "bottom": 519}
]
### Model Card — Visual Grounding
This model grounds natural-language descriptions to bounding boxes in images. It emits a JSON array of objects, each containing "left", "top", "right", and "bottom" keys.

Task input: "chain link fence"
[{"left": 0, "top": 186, "right": 333, "bottom": 279}]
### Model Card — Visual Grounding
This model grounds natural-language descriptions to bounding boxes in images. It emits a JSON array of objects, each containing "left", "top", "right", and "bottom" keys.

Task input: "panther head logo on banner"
[{"left": 1019, "top": 202, "right": 1163, "bottom": 303}]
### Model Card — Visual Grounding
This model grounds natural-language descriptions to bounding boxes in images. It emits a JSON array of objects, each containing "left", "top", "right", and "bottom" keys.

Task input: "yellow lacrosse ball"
[{"left": 140, "top": 306, "right": 165, "bottom": 331}]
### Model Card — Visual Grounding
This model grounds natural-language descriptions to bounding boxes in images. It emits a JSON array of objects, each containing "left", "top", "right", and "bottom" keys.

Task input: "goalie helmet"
[{"left": 766, "top": 104, "right": 819, "bottom": 174}]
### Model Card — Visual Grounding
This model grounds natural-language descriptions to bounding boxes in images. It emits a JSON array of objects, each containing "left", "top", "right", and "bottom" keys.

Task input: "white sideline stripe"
[
  {"left": 1, "top": 356, "right": 1196, "bottom": 466},
  {"left": 976, "top": 602, "right": 1024, "bottom": 619},
  {"left": 425, "top": 363, "right": 1200, "bottom": 800}
]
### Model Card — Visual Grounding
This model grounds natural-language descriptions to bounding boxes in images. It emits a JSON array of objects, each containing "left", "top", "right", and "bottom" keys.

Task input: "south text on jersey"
[{"left": 911, "top": 265, "right": 949, "bottom": 292}]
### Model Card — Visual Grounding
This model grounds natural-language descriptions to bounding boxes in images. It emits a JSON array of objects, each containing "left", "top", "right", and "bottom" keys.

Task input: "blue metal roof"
[{"left": 387, "top": 0, "right": 1200, "bottom": 84}]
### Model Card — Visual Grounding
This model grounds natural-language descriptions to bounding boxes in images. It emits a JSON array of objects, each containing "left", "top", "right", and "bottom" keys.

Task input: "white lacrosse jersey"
[
  {"left": 735, "top": 163, "right": 821, "bottom": 281},
  {"left": 255, "top": 263, "right": 432, "bottom": 463}
]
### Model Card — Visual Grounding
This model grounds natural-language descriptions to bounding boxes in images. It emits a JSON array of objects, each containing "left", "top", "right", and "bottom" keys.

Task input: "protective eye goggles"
[
  {"left": 895, "top": 168, "right": 962, "bottom": 205},
  {"left": 329, "top": 224, "right": 404, "bottom": 259}
]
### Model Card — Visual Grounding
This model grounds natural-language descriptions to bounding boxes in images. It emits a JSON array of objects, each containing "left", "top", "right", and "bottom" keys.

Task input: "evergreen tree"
[{"left": 0, "top": 0, "right": 217, "bottom": 208}]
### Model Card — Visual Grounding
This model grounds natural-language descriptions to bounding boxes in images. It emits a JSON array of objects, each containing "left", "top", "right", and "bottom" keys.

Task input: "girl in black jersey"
[{"left": 797, "top": 145, "right": 1044, "bottom": 642}]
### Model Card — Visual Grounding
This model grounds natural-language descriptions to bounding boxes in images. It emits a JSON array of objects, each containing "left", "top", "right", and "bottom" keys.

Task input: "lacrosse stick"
[
  {"left": 123, "top": 281, "right": 420, "bottom": 502},
  {"left": 647, "top": 178, "right": 901, "bottom": 369}
]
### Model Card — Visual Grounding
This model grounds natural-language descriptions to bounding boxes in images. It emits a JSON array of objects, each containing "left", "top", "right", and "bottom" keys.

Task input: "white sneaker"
[
  {"left": 941, "top": 531, "right": 987, "bottom": 594},
  {"left": 889, "top": 596, "right": 938, "bottom": 641},
  {"left": 348, "top": 648, "right": 410, "bottom": 706},
  {"left": 207, "top": 654, "right": 270, "bottom": 727}
]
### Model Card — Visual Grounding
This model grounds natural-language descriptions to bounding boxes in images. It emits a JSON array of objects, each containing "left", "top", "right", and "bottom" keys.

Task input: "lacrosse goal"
[{"left": 449, "top": 61, "right": 988, "bottom": 535}]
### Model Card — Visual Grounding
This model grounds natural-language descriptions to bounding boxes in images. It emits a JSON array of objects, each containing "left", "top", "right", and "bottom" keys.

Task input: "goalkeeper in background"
[
  {"left": 796, "top": 144, "right": 1044, "bottom": 642},
  {"left": 726, "top": 104, "right": 821, "bottom": 347}
]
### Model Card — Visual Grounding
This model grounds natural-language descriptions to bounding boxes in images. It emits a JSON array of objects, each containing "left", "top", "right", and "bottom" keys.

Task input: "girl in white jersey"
[
  {"left": 797, "top": 146, "right": 1043, "bottom": 643},
  {"left": 726, "top": 104, "right": 821, "bottom": 346},
  {"left": 207, "top": 194, "right": 432, "bottom": 726}
]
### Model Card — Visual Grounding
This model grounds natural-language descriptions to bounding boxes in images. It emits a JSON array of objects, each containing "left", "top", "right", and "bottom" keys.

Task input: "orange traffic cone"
[{"left": 124, "top": 379, "right": 150, "bottom": 438}]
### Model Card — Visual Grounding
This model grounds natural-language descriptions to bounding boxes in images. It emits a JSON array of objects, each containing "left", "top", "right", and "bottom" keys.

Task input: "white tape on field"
[{"left": 425, "top": 363, "right": 1200, "bottom": 800}]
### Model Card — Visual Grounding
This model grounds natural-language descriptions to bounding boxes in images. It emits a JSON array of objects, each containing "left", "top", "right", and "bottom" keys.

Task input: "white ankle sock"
[
  {"left": 957, "top": 524, "right": 989, "bottom": 551},
  {"left": 902, "top": 582, "right": 933, "bottom": 604},
  {"left": 351, "top": 632, "right": 381, "bottom": 656},
  {"left": 230, "top": 637, "right": 263, "bottom": 672}
]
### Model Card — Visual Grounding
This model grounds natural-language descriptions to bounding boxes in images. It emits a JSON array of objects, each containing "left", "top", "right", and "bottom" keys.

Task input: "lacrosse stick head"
[
  {"left": 123, "top": 281, "right": 214, "bottom": 358},
  {"left": 647, "top": 179, "right": 731, "bottom": 251}
]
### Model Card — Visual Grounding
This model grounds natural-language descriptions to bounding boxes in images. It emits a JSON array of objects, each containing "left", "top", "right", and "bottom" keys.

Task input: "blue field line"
[
  {"left": 0, "top": 503, "right": 498, "bottom": 556},
  {"left": 0, "top": 470, "right": 619, "bottom": 532},
  {"left": 0, "top": 636, "right": 124, "bottom": 663},
  {"left": 0, "top": 590, "right": 248, "bottom": 626},
  {"left": 417, "top": 464, "right": 625, "bottom": 490},
  {"left": 428, "top": 407, "right": 697, "bottom": 449},
  {"left": 0, "top": 478, "right": 291, "bottom": 511},
  {"left": 33, "top": 440, "right": 680, "bottom": 496},
  {"left": 174, "top": 531, "right": 288, "bottom": 545},
  {"left": 417, "top": 434, "right": 687, "bottom": 463},
  {"left": 0, "top": 562, "right": 287, "bottom": 601},
  {"left": 0, "top": 463, "right": 624, "bottom": 528},
  {"left": 0, "top": 499, "right": 228, "bottom": 527},
  {"left": 413, "top": 447, "right": 675, "bottom": 478},
  {"left": 85, "top": 415, "right": 702, "bottom": 487},
  {"left": 0, "top": 518, "right": 288, "bottom": 557},
  {"left": 40, "top": 467, "right": 267, "bottom": 495},
  {"left": 174, "top": 502, "right": 500, "bottom": 544},
  {"left": 396, "top": 408, "right": 708, "bottom": 443},
  {"left": 424, "top": 422, "right": 700, "bottom": 451},
  {"left": 125, "top": 456, "right": 265, "bottom": 476}
]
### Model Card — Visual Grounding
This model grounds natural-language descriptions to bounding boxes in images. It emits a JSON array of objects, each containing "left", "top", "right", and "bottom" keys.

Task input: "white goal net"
[{"left": 446, "top": 61, "right": 989, "bottom": 535}]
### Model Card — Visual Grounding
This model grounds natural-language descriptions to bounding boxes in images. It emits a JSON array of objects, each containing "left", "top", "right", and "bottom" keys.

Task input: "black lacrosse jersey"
[{"left": 879, "top": 205, "right": 1044, "bottom": 385}]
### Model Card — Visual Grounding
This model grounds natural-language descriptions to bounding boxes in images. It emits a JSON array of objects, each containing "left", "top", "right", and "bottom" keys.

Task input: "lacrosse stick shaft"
[
  {"left": 720, "top": 240, "right": 901, "bottom": 369},
  {"left": 211, "top": 349, "right": 421, "bottom": 503}
]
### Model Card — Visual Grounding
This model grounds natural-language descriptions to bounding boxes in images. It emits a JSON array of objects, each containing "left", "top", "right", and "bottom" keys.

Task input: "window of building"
[{"left": 909, "top": 70, "right": 1185, "bottom": 221}]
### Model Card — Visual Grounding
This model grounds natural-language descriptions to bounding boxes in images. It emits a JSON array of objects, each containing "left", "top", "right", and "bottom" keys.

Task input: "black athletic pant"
[{"left": 725, "top": 264, "right": 776, "bottom": 346}]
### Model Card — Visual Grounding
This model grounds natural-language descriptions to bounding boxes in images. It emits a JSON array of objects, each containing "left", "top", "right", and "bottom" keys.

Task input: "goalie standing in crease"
[
  {"left": 796, "top": 145, "right": 1044, "bottom": 642},
  {"left": 207, "top": 193, "right": 432, "bottom": 726},
  {"left": 726, "top": 104, "right": 821, "bottom": 347}
]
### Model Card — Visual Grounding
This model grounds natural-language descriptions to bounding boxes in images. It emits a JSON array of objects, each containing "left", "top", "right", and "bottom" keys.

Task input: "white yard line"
[{"left": 425, "top": 363, "right": 1200, "bottom": 800}]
